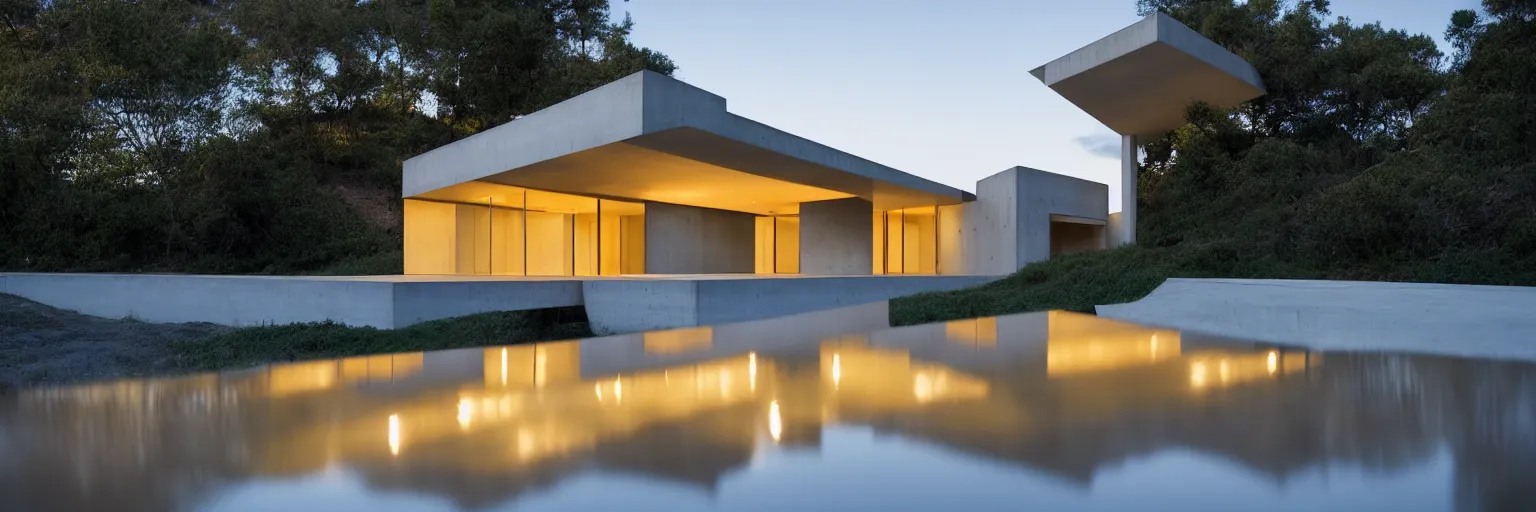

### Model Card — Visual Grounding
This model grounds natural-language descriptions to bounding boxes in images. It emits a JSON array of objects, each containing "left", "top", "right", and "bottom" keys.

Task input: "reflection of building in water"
[
  {"left": 3, "top": 311, "right": 1533, "bottom": 512},
  {"left": 267, "top": 352, "right": 426, "bottom": 396}
]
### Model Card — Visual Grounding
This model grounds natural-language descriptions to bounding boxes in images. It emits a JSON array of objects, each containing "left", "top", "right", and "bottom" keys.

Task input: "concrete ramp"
[{"left": 1096, "top": 278, "right": 1536, "bottom": 362}]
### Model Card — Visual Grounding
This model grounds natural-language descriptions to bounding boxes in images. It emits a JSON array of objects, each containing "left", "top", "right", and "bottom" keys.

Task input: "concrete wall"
[
  {"left": 949, "top": 167, "right": 1108, "bottom": 275},
  {"left": 583, "top": 275, "right": 996, "bottom": 334},
  {"left": 0, "top": 273, "right": 583, "bottom": 329},
  {"left": 959, "top": 170, "right": 1018, "bottom": 275},
  {"left": 392, "top": 280, "right": 584, "bottom": 327},
  {"left": 937, "top": 204, "right": 967, "bottom": 275},
  {"left": 1017, "top": 170, "right": 1108, "bottom": 265},
  {"left": 0, "top": 274, "right": 398, "bottom": 328},
  {"left": 1097, "top": 278, "right": 1536, "bottom": 362},
  {"left": 643, "top": 202, "right": 755, "bottom": 274},
  {"left": 799, "top": 197, "right": 873, "bottom": 275}
]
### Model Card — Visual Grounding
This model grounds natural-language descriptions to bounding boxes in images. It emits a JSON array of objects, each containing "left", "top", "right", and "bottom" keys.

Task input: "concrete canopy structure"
[
  {"left": 402, "top": 69, "right": 1117, "bottom": 283},
  {"left": 402, "top": 70, "right": 986, "bottom": 278},
  {"left": 1031, "top": 12, "right": 1265, "bottom": 246},
  {"left": 404, "top": 70, "right": 971, "bottom": 216}
]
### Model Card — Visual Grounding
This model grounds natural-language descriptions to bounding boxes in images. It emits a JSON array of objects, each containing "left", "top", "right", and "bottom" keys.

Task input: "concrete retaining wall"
[
  {"left": 0, "top": 274, "right": 583, "bottom": 329},
  {"left": 4, "top": 272, "right": 993, "bottom": 334},
  {"left": 1097, "top": 278, "right": 1536, "bottom": 361}
]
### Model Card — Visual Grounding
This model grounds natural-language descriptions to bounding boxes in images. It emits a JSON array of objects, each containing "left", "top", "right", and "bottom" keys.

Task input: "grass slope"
[{"left": 889, "top": 242, "right": 1315, "bottom": 326}]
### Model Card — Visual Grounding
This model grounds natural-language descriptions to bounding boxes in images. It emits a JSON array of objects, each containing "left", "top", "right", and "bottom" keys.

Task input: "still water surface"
[{"left": 2, "top": 307, "right": 1532, "bottom": 511}]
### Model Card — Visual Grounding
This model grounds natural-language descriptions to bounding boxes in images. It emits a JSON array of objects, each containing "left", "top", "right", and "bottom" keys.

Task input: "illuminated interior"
[
  {"left": 404, "top": 182, "right": 645, "bottom": 275},
  {"left": 1049, "top": 215, "right": 1106, "bottom": 258},
  {"left": 874, "top": 207, "right": 937, "bottom": 274},
  {"left": 753, "top": 215, "right": 800, "bottom": 274}
]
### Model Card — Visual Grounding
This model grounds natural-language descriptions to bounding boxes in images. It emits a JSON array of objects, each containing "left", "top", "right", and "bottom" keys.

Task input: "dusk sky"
[{"left": 617, "top": 0, "right": 1480, "bottom": 211}]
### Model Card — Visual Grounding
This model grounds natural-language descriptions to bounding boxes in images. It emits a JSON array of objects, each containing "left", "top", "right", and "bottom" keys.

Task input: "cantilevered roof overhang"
[
  {"left": 403, "top": 71, "right": 972, "bottom": 215},
  {"left": 1031, "top": 12, "right": 1266, "bottom": 138}
]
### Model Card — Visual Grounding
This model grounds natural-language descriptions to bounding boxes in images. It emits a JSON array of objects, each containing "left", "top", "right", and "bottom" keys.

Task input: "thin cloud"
[{"left": 1073, "top": 134, "right": 1121, "bottom": 159}]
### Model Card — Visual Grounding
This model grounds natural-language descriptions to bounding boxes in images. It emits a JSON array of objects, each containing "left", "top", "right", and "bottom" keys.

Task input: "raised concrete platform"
[
  {"left": 1096, "top": 278, "right": 1536, "bottom": 361},
  {"left": 581, "top": 274, "right": 995, "bottom": 334},
  {"left": 0, "top": 272, "right": 994, "bottom": 333},
  {"left": 0, "top": 273, "right": 584, "bottom": 329}
]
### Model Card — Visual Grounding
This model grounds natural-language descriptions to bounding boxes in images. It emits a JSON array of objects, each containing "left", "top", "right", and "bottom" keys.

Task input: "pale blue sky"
[{"left": 616, "top": 0, "right": 1478, "bottom": 211}]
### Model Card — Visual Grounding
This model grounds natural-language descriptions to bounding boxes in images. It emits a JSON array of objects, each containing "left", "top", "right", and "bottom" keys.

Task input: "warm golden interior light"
[
  {"left": 405, "top": 190, "right": 645, "bottom": 276},
  {"left": 388, "top": 414, "right": 401, "bottom": 455},
  {"left": 768, "top": 401, "right": 783, "bottom": 442},
  {"left": 874, "top": 207, "right": 937, "bottom": 274}
]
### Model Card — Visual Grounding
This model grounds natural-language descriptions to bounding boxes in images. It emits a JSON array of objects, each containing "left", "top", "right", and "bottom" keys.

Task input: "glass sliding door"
[
  {"left": 873, "top": 207, "right": 938, "bottom": 274},
  {"left": 406, "top": 186, "right": 647, "bottom": 276},
  {"left": 754, "top": 215, "right": 800, "bottom": 274},
  {"left": 599, "top": 199, "right": 645, "bottom": 275}
]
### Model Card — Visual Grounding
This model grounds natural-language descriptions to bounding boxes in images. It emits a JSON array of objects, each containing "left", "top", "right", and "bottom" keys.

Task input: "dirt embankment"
[{"left": 0, "top": 294, "right": 228, "bottom": 388}]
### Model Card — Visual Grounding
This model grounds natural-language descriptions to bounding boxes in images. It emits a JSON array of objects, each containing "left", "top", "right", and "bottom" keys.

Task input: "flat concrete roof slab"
[
  {"left": 1031, "top": 13, "right": 1265, "bottom": 137},
  {"left": 404, "top": 71, "right": 971, "bottom": 214}
]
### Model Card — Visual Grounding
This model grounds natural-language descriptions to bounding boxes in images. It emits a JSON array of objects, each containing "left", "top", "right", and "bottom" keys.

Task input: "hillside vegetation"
[
  {"left": 1, "top": 0, "right": 673, "bottom": 274},
  {"left": 894, "top": 0, "right": 1536, "bottom": 324},
  {"left": 4, "top": 0, "right": 1536, "bottom": 329}
]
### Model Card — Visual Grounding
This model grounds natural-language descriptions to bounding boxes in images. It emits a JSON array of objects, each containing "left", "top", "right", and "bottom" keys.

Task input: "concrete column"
[
  {"left": 644, "top": 202, "right": 755, "bottom": 274},
  {"left": 1118, "top": 134, "right": 1137, "bottom": 246},
  {"left": 799, "top": 197, "right": 873, "bottom": 275}
]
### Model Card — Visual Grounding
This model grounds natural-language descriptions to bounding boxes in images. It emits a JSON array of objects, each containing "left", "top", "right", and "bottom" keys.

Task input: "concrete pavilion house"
[
  {"left": 401, "top": 12, "right": 1264, "bottom": 278},
  {"left": 400, "top": 70, "right": 1110, "bottom": 279},
  {"left": 1, "top": 13, "right": 1269, "bottom": 333}
]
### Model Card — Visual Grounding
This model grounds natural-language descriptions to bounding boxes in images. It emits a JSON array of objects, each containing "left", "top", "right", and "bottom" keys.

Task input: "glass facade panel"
[
  {"left": 754, "top": 215, "right": 801, "bottom": 274},
  {"left": 873, "top": 207, "right": 938, "bottom": 274},
  {"left": 754, "top": 216, "right": 775, "bottom": 274},
  {"left": 405, "top": 187, "right": 645, "bottom": 276},
  {"left": 774, "top": 216, "right": 800, "bottom": 274}
]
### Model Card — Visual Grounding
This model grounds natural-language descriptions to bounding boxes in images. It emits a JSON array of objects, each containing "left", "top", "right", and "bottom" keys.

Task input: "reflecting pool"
[{"left": 2, "top": 308, "right": 1532, "bottom": 511}]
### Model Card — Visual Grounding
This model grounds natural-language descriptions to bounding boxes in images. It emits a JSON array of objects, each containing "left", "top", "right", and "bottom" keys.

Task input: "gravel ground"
[{"left": 0, "top": 294, "right": 229, "bottom": 388}]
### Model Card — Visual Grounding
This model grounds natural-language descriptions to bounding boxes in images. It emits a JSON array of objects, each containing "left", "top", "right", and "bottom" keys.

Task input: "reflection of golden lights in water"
[
  {"left": 388, "top": 414, "right": 401, "bottom": 455},
  {"left": 768, "top": 401, "right": 783, "bottom": 442},
  {"left": 457, "top": 398, "right": 472, "bottom": 429},
  {"left": 915, "top": 373, "right": 934, "bottom": 402},
  {"left": 1190, "top": 362, "right": 1208, "bottom": 388},
  {"left": 832, "top": 354, "right": 841, "bottom": 388},
  {"left": 535, "top": 349, "right": 547, "bottom": 387},
  {"left": 1267, "top": 351, "right": 1278, "bottom": 375},
  {"left": 614, "top": 378, "right": 623, "bottom": 405},
  {"left": 500, "top": 348, "right": 508, "bottom": 386},
  {"left": 749, "top": 352, "right": 757, "bottom": 391}
]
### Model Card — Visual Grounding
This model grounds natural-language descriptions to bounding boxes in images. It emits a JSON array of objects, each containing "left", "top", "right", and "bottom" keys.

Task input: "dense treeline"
[
  {"left": 5, "top": 0, "right": 1536, "bottom": 286},
  {"left": 1136, "top": 0, "right": 1536, "bottom": 284},
  {"left": 0, "top": 0, "right": 672, "bottom": 273}
]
